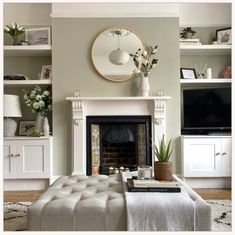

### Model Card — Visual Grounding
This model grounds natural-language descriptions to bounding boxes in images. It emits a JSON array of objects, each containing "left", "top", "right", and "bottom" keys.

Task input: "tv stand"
[{"left": 181, "top": 135, "right": 231, "bottom": 188}]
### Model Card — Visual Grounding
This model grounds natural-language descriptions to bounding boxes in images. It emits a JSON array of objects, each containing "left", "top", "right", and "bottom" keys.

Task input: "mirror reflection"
[{"left": 91, "top": 26, "right": 144, "bottom": 82}]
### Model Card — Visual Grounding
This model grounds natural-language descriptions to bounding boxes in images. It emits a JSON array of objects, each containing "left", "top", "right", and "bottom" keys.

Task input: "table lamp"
[{"left": 4, "top": 94, "right": 22, "bottom": 137}]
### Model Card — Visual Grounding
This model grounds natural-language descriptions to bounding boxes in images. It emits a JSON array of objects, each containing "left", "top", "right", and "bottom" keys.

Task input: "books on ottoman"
[{"left": 127, "top": 178, "right": 181, "bottom": 193}]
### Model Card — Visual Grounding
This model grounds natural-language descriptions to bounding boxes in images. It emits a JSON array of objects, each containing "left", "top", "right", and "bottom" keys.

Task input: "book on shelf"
[
  {"left": 180, "top": 38, "right": 200, "bottom": 42},
  {"left": 180, "top": 42, "right": 202, "bottom": 45}
]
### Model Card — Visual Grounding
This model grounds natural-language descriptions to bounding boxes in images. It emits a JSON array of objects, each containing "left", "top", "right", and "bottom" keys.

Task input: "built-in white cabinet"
[
  {"left": 182, "top": 136, "right": 231, "bottom": 177},
  {"left": 4, "top": 137, "right": 53, "bottom": 181}
]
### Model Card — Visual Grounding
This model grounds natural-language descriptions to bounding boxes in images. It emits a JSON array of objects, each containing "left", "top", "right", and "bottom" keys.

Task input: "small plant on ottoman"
[{"left": 153, "top": 135, "right": 173, "bottom": 181}]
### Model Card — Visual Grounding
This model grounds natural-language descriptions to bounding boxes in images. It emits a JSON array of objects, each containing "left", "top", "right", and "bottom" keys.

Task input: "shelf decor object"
[
  {"left": 4, "top": 23, "right": 25, "bottom": 45},
  {"left": 130, "top": 44, "right": 158, "bottom": 97},
  {"left": 4, "top": 94, "right": 22, "bottom": 137}
]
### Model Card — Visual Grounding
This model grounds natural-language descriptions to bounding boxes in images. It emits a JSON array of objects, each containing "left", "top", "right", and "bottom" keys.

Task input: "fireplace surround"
[{"left": 66, "top": 97, "right": 171, "bottom": 175}]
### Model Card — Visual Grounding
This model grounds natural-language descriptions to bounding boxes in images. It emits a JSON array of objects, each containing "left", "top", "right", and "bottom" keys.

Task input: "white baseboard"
[
  {"left": 4, "top": 179, "right": 49, "bottom": 191},
  {"left": 183, "top": 177, "right": 231, "bottom": 188}
]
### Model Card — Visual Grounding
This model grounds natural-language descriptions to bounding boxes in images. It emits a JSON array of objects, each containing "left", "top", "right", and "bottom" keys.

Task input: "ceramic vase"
[
  {"left": 43, "top": 117, "right": 50, "bottom": 136},
  {"left": 35, "top": 112, "right": 44, "bottom": 132},
  {"left": 141, "top": 77, "right": 150, "bottom": 97}
]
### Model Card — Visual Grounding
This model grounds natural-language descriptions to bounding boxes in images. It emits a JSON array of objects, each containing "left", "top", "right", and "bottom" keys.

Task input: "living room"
[{"left": 1, "top": 1, "right": 233, "bottom": 232}]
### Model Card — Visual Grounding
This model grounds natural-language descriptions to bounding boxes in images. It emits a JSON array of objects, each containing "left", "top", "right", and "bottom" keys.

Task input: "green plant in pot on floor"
[{"left": 153, "top": 135, "right": 173, "bottom": 181}]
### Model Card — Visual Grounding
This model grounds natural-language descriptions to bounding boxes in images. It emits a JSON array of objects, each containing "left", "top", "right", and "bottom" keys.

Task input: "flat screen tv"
[{"left": 182, "top": 87, "right": 231, "bottom": 135}]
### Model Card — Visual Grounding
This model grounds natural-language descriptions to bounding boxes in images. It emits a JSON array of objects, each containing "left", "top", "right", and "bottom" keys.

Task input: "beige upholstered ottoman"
[
  {"left": 28, "top": 173, "right": 211, "bottom": 231},
  {"left": 28, "top": 174, "right": 126, "bottom": 231}
]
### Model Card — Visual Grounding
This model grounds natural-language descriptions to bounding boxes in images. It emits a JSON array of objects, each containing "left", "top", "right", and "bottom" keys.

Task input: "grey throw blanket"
[{"left": 122, "top": 172, "right": 195, "bottom": 231}]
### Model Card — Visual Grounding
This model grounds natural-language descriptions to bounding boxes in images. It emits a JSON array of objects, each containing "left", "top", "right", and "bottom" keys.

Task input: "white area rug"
[
  {"left": 4, "top": 200, "right": 232, "bottom": 231},
  {"left": 207, "top": 200, "right": 232, "bottom": 232}
]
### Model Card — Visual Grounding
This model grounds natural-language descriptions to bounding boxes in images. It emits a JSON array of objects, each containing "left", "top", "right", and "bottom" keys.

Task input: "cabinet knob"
[
  {"left": 222, "top": 152, "right": 227, "bottom": 156},
  {"left": 14, "top": 154, "right": 21, "bottom": 157},
  {"left": 215, "top": 152, "right": 220, "bottom": 156},
  {"left": 9, "top": 154, "right": 14, "bottom": 157}
]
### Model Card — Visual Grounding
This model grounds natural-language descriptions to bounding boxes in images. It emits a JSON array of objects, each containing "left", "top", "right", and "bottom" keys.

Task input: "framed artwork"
[
  {"left": 216, "top": 28, "right": 231, "bottom": 45},
  {"left": 19, "top": 121, "right": 36, "bottom": 136},
  {"left": 40, "top": 65, "right": 52, "bottom": 80},
  {"left": 180, "top": 68, "right": 197, "bottom": 79},
  {"left": 25, "top": 27, "right": 51, "bottom": 45}
]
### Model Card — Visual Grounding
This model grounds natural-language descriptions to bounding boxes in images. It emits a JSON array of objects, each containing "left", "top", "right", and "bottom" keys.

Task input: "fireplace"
[
  {"left": 87, "top": 116, "right": 152, "bottom": 175},
  {"left": 66, "top": 97, "right": 170, "bottom": 175}
]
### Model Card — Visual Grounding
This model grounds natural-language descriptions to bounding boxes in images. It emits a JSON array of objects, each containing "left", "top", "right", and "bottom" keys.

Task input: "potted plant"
[
  {"left": 152, "top": 135, "right": 173, "bottom": 181},
  {"left": 4, "top": 22, "right": 25, "bottom": 45},
  {"left": 180, "top": 27, "right": 196, "bottom": 39}
]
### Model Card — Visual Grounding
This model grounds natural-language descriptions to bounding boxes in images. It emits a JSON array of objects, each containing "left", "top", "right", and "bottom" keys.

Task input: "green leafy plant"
[
  {"left": 130, "top": 44, "right": 158, "bottom": 78},
  {"left": 153, "top": 135, "right": 173, "bottom": 163},
  {"left": 180, "top": 27, "right": 196, "bottom": 38}
]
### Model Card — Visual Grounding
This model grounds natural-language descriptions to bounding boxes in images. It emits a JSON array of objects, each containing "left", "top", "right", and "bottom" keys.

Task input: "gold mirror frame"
[{"left": 91, "top": 26, "right": 145, "bottom": 82}]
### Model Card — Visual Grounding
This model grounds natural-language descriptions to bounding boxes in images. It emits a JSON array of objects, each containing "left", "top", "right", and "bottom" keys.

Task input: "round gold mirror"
[{"left": 91, "top": 26, "right": 144, "bottom": 82}]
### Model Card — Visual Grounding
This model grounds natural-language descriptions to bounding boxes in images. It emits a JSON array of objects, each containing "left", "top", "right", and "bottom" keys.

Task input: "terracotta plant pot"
[
  {"left": 154, "top": 161, "right": 173, "bottom": 181},
  {"left": 92, "top": 164, "right": 99, "bottom": 175}
]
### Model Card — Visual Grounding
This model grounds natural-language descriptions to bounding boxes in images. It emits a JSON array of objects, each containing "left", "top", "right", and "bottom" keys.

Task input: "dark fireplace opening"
[{"left": 86, "top": 116, "right": 152, "bottom": 175}]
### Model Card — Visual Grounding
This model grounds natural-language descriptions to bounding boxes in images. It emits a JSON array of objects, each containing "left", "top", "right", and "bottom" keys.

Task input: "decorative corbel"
[
  {"left": 153, "top": 99, "right": 166, "bottom": 126},
  {"left": 72, "top": 100, "right": 84, "bottom": 125}
]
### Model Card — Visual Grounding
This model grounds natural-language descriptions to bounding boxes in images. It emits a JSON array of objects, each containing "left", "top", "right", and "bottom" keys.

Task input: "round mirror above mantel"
[{"left": 91, "top": 26, "right": 144, "bottom": 82}]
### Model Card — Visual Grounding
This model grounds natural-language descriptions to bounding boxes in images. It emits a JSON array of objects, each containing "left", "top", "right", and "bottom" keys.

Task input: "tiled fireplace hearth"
[{"left": 66, "top": 97, "right": 171, "bottom": 175}]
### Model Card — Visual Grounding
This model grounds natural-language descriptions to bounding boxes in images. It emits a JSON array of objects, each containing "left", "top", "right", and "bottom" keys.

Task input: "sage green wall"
[{"left": 52, "top": 18, "right": 180, "bottom": 175}]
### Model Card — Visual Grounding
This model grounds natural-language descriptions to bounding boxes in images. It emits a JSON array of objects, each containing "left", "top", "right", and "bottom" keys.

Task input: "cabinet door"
[
  {"left": 220, "top": 137, "right": 232, "bottom": 177},
  {"left": 16, "top": 139, "right": 50, "bottom": 178},
  {"left": 3, "top": 141, "right": 17, "bottom": 178},
  {"left": 183, "top": 138, "right": 221, "bottom": 177}
]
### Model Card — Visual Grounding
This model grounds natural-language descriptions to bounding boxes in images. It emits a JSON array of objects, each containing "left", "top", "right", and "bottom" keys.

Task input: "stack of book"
[
  {"left": 127, "top": 178, "right": 181, "bottom": 193},
  {"left": 180, "top": 38, "right": 201, "bottom": 45}
]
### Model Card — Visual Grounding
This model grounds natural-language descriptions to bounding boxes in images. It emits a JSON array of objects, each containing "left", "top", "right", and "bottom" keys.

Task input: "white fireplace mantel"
[{"left": 66, "top": 96, "right": 171, "bottom": 175}]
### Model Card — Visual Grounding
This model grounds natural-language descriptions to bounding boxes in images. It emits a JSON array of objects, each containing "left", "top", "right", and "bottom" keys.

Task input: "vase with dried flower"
[{"left": 130, "top": 44, "right": 158, "bottom": 97}]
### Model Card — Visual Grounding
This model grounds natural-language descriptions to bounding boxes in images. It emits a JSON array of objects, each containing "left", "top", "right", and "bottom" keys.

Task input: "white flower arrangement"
[
  {"left": 130, "top": 44, "right": 158, "bottom": 78},
  {"left": 4, "top": 22, "right": 25, "bottom": 37},
  {"left": 23, "top": 85, "right": 52, "bottom": 116}
]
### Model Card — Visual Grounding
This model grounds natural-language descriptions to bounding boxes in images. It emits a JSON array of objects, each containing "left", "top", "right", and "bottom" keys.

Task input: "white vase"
[
  {"left": 35, "top": 112, "right": 44, "bottom": 132},
  {"left": 43, "top": 117, "right": 50, "bottom": 136},
  {"left": 141, "top": 77, "right": 150, "bottom": 97}
]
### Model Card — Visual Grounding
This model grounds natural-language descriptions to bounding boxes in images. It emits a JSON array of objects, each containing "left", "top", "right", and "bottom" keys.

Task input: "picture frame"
[
  {"left": 19, "top": 121, "right": 36, "bottom": 136},
  {"left": 180, "top": 68, "right": 197, "bottom": 79},
  {"left": 40, "top": 65, "right": 52, "bottom": 80},
  {"left": 25, "top": 27, "right": 51, "bottom": 45},
  {"left": 216, "top": 27, "right": 231, "bottom": 45}
]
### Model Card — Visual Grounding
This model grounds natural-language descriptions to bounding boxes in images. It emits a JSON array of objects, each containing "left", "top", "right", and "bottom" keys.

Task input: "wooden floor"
[{"left": 4, "top": 188, "right": 231, "bottom": 202}]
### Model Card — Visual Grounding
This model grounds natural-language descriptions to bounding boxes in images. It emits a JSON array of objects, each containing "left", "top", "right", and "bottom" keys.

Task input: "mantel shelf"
[
  {"left": 180, "top": 44, "right": 231, "bottom": 56},
  {"left": 4, "top": 45, "right": 52, "bottom": 56},
  {"left": 4, "top": 79, "right": 52, "bottom": 86},
  {"left": 66, "top": 96, "right": 171, "bottom": 101}
]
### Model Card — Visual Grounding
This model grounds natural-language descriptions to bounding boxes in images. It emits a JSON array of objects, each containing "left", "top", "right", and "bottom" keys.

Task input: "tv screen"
[{"left": 182, "top": 87, "right": 231, "bottom": 134}]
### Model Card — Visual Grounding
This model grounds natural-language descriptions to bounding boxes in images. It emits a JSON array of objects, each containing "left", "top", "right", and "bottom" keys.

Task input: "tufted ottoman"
[
  {"left": 28, "top": 173, "right": 211, "bottom": 231},
  {"left": 28, "top": 174, "right": 126, "bottom": 231}
]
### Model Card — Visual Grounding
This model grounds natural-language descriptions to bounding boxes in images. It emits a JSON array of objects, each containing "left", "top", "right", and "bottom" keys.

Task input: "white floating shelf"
[
  {"left": 180, "top": 78, "right": 232, "bottom": 85},
  {"left": 4, "top": 79, "right": 52, "bottom": 86},
  {"left": 4, "top": 45, "right": 52, "bottom": 56},
  {"left": 180, "top": 44, "right": 231, "bottom": 56}
]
